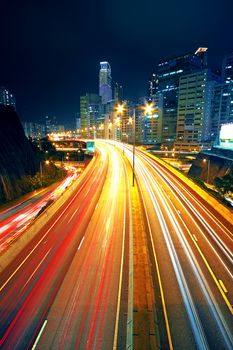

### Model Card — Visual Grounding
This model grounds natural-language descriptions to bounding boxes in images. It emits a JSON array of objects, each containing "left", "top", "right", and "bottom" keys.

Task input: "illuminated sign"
[
  {"left": 86, "top": 141, "right": 95, "bottom": 153},
  {"left": 219, "top": 123, "right": 233, "bottom": 149},
  {"left": 195, "top": 47, "right": 208, "bottom": 55}
]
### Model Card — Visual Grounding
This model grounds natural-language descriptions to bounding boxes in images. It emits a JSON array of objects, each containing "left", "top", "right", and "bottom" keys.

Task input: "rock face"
[
  {"left": 0, "top": 105, "right": 36, "bottom": 202},
  {"left": 188, "top": 149, "right": 233, "bottom": 184}
]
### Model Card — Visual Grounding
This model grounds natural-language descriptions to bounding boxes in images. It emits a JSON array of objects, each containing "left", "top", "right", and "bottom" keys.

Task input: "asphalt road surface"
[
  {"left": 124, "top": 144, "right": 233, "bottom": 350},
  {"left": 0, "top": 143, "right": 131, "bottom": 349}
]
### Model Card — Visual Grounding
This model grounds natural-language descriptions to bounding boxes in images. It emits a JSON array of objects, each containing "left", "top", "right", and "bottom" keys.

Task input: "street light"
[
  {"left": 115, "top": 103, "right": 126, "bottom": 149},
  {"left": 132, "top": 107, "right": 136, "bottom": 186},
  {"left": 116, "top": 101, "right": 155, "bottom": 186},
  {"left": 40, "top": 160, "right": 50, "bottom": 187},
  {"left": 203, "top": 158, "right": 210, "bottom": 183},
  {"left": 132, "top": 102, "right": 155, "bottom": 186}
]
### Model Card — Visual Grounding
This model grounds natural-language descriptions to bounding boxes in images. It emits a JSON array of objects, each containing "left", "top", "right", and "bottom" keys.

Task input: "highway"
[
  {"left": 0, "top": 167, "right": 79, "bottom": 253},
  {"left": 123, "top": 144, "right": 233, "bottom": 350},
  {"left": 0, "top": 142, "right": 131, "bottom": 349}
]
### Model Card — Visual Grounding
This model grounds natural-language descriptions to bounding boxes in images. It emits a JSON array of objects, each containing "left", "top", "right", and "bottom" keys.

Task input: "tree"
[{"left": 214, "top": 172, "right": 233, "bottom": 194}]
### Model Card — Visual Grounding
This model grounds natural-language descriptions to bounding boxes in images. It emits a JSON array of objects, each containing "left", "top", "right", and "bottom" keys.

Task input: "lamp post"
[
  {"left": 203, "top": 158, "right": 210, "bottom": 183},
  {"left": 115, "top": 103, "right": 125, "bottom": 153},
  {"left": 132, "top": 107, "right": 136, "bottom": 186},
  {"left": 40, "top": 161, "right": 43, "bottom": 187},
  {"left": 40, "top": 160, "right": 50, "bottom": 187},
  {"left": 116, "top": 101, "right": 155, "bottom": 186}
]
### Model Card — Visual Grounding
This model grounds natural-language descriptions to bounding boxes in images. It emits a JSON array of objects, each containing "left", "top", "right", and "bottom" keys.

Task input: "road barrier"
[
  {"left": 0, "top": 156, "right": 96, "bottom": 273},
  {"left": 143, "top": 150, "right": 233, "bottom": 225}
]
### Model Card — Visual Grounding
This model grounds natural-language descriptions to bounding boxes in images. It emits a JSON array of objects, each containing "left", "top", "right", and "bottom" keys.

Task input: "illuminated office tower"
[
  {"left": 80, "top": 93, "right": 101, "bottom": 138},
  {"left": 211, "top": 82, "right": 233, "bottom": 143},
  {"left": 154, "top": 48, "right": 207, "bottom": 147},
  {"left": 114, "top": 82, "right": 123, "bottom": 103},
  {"left": 222, "top": 52, "right": 233, "bottom": 83},
  {"left": 99, "top": 61, "right": 112, "bottom": 104},
  {"left": 175, "top": 69, "right": 219, "bottom": 151},
  {"left": 0, "top": 86, "right": 16, "bottom": 110},
  {"left": 148, "top": 73, "right": 156, "bottom": 98},
  {"left": 143, "top": 95, "right": 163, "bottom": 145}
]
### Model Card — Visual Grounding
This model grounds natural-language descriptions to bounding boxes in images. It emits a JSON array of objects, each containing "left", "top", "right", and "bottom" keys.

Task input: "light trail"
[
  {"left": 0, "top": 149, "right": 110, "bottom": 349},
  {"left": 122, "top": 142, "right": 233, "bottom": 349},
  {"left": 137, "top": 151, "right": 233, "bottom": 283},
  {"left": 0, "top": 170, "right": 80, "bottom": 252},
  {"left": 136, "top": 157, "right": 209, "bottom": 349}
]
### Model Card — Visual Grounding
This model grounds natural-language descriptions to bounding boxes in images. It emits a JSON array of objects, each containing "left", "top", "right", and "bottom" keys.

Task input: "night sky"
[{"left": 1, "top": 0, "right": 233, "bottom": 126}]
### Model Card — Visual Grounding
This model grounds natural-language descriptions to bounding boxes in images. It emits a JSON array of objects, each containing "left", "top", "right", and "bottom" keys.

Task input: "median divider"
[
  {"left": 123, "top": 151, "right": 160, "bottom": 350},
  {"left": 142, "top": 150, "right": 233, "bottom": 225},
  {"left": 0, "top": 156, "right": 96, "bottom": 273}
]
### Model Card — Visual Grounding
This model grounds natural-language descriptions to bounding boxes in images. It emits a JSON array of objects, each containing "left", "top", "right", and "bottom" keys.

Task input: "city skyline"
[{"left": 1, "top": 0, "right": 233, "bottom": 124}]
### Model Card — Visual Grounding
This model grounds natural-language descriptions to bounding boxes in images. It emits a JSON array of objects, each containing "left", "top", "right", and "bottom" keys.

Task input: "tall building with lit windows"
[
  {"left": 0, "top": 86, "right": 16, "bottom": 110},
  {"left": 80, "top": 93, "right": 101, "bottom": 138},
  {"left": 148, "top": 73, "right": 156, "bottom": 98},
  {"left": 222, "top": 52, "right": 233, "bottom": 83},
  {"left": 174, "top": 69, "right": 219, "bottom": 151},
  {"left": 154, "top": 48, "right": 207, "bottom": 147},
  {"left": 211, "top": 83, "right": 233, "bottom": 144},
  {"left": 99, "top": 61, "right": 112, "bottom": 104},
  {"left": 143, "top": 95, "right": 163, "bottom": 145},
  {"left": 114, "top": 82, "right": 123, "bottom": 103}
]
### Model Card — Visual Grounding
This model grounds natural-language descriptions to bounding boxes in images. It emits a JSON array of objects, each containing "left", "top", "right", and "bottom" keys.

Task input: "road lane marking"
[
  {"left": 142, "top": 150, "right": 233, "bottom": 238},
  {"left": 219, "top": 280, "right": 228, "bottom": 293},
  {"left": 156, "top": 169, "right": 233, "bottom": 315},
  {"left": 106, "top": 217, "right": 111, "bottom": 231},
  {"left": 124, "top": 159, "right": 134, "bottom": 350},
  {"left": 67, "top": 207, "right": 79, "bottom": 224},
  {"left": 0, "top": 157, "right": 104, "bottom": 292},
  {"left": 0, "top": 171, "right": 95, "bottom": 292},
  {"left": 176, "top": 210, "right": 233, "bottom": 315},
  {"left": 23, "top": 249, "right": 52, "bottom": 289},
  {"left": 78, "top": 236, "right": 85, "bottom": 250},
  {"left": 139, "top": 179, "right": 173, "bottom": 349},
  {"left": 113, "top": 158, "right": 127, "bottom": 350},
  {"left": 193, "top": 234, "right": 198, "bottom": 242},
  {"left": 31, "top": 319, "right": 47, "bottom": 350}
]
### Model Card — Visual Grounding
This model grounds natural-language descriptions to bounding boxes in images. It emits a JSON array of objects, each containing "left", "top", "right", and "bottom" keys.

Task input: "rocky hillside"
[
  {"left": 0, "top": 105, "right": 36, "bottom": 202},
  {"left": 188, "top": 149, "right": 233, "bottom": 184}
]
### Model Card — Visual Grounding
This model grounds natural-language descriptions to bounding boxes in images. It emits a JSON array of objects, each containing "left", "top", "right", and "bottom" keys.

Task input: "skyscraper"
[
  {"left": 153, "top": 48, "right": 207, "bottom": 147},
  {"left": 0, "top": 86, "right": 16, "bottom": 110},
  {"left": 148, "top": 73, "right": 156, "bottom": 98},
  {"left": 114, "top": 82, "right": 123, "bottom": 103},
  {"left": 143, "top": 96, "right": 163, "bottom": 145},
  {"left": 99, "top": 61, "right": 112, "bottom": 104},
  {"left": 222, "top": 52, "right": 233, "bottom": 83},
  {"left": 45, "top": 115, "right": 58, "bottom": 134},
  {"left": 80, "top": 93, "right": 101, "bottom": 138},
  {"left": 175, "top": 69, "right": 219, "bottom": 151},
  {"left": 211, "top": 82, "right": 233, "bottom": 143}
]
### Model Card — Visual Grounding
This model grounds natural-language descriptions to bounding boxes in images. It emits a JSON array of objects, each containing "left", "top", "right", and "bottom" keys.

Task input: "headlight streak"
[
  {"left": 135, "top": 157, "right": 209, "bottom": 349},
  {"left": 0, "top": 146, "right": 129, "bottom": 350},
  {"left": 147, "top": 170, "right": 233, "bottom": 348},
  {"left": 98, "top": 140, "right": 133, "bottom": 350},
  {"left": 123, "top": 144, "right": 233, "bottom": 349},
  {"left": 0, "top": 152, "right": 104, "bottom": 293},
  {"left": 137, "top": 152, "right": 233, "bottom": 278},
  {"left": 0, "top": 169, "right": 81, "bottom": 252},
  {"left": 137, "top": 152, "right": 233, "bottom": 287},
  {"left": 139, "top": 152, "right": 233, "bottom": 253},
  {"left": 137, "top": 151, "right": 233, "bottom": 305}
]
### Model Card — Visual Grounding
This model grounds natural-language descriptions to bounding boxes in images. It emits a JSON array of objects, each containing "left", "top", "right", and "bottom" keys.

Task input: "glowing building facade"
[
  {"left": 99, "top": 61, "right": 112, "bottom": 104},
  {"left": 0, "top": 86, "right": 16, "bottom": 110}
]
